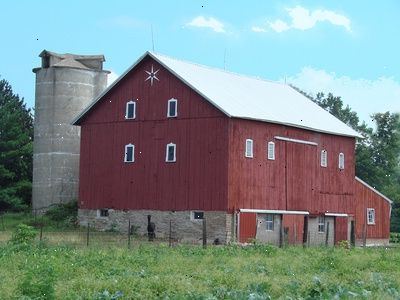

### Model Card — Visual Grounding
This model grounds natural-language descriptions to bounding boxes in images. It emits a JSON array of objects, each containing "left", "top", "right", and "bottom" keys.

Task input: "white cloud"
[
  {"left": 254, "top": 6, "right": 351, "bottom": 33},
  {"left": 187, "top": 16, "right": 226, "bottom": 33},
  {"left": 285, "top": 67, "right": 400, "bottom": 125},
  {"left": 268, "top": 20, "right": 290, "bottom": 33},
  {"left": 107, "top": 71, "right": 119, "bottom": 87},
  {"left": 251, "top": 26, "right": 267, "bottom": 33}
]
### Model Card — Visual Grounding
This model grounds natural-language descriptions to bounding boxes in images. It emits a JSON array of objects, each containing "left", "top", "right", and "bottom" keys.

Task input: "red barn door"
[{"left": 239, "top": 212, "right": 257, "bottom": 243}]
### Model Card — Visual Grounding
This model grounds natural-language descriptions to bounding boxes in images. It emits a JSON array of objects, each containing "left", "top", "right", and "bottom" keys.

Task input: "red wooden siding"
[
  {"left": 239, "top": 212, "right": 257, "bottom": 243},
  {"left": 282, "top": 215, "right": 304, "bottom": 244},
  {"left": 79, "top": 56, "right": 229, "bottom": 211},
  {"left": 334, "top": 216, "right": 349, "bottom": 244},
  {"left": 227, "top": 118, "right": 356, "bottom": 214},
  {"left": 354, "top": 180, "right": 391, "bottom": 240}
]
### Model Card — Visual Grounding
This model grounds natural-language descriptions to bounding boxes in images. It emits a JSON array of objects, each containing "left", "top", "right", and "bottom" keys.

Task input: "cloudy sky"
[{"left": 1, "top": 1, "right": 399, "bottom": 125}]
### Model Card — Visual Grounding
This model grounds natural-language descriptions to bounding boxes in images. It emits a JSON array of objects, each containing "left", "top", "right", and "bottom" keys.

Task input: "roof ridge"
[{"left": 149, "top": 51, "right": 287, "bottom": 87}]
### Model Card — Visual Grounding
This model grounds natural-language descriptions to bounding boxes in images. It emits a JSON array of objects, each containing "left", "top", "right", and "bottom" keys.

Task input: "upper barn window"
[
  {"left": 124, "top": 144, "right": 135, "bottom": 163},
  {"left": 321, "top": 150, "right": 328, "bottom": 167},
  {"left": 267, "top": 141, "right": 275, "bottom": 160},
  {"left": 167, "top": 98, "right": 178, "bottom": 118},
  {"left": 125, "top": 100, "right": 136, "bottom": 119},
  {"left": 338, "top": 152, "right": 345, "bottom": 170},
  {"left": 245, "top": 139, "right": 253, "bottom": 158},
  {"left": 166, "top": 143, "right": 176, "bottom": 162}
]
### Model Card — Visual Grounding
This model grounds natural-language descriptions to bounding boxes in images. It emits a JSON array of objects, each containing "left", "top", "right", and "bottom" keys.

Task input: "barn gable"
[{"left": 73, "top": 52, "right": 360, "bottom": 138}]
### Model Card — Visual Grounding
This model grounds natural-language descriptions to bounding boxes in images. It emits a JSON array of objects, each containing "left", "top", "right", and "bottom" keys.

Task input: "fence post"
[
  {"left": 362, "top": 223, "right": 367, "bottom": 247},
  {"left": 294, "top": 225, "right": 297, "bottom": 245},
  {"left": 40, "top": 223, "right": 43, "bottom": 241},
  {"left": 1, "top": 213, "right": 4, "bottom": 231},
  {"left": 279, "top": 217, "right": 284, "bottom": 248},
  {"left": 325, "top": 222, "right": 330, "bottom": 246},
  {"left": 128, "top": 219, "right": 131, "bottom": 249},
  {"left": 202, "top": 218, "right": 207, "bottom": 249},
  {"left": 303, "top": 216, "right": 309, "bottom": 248},
  {"left": 86, "top": 223, "right": 90, "bottom": 247},
  {"left": 169, "top": 219, "right": 172, "bottom": 247}
]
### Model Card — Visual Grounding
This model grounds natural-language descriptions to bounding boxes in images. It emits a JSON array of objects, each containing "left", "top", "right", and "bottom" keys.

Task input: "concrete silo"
[{"left": 32, "top": 50, "right": 109, "bottom": 211}]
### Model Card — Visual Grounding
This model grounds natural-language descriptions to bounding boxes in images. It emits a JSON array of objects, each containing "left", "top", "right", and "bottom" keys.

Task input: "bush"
[
  {"left": 390, "top": 232, "right": 400, "bottom": 243},
  {"left": 44, "top": 200, "right": 77, "bottom": 227},
  {"left": 9, "top": 224, "right": 37, "bottom": 245}
]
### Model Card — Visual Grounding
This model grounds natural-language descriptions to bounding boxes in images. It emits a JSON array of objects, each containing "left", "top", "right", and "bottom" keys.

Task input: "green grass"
[{"left": 0, "top": 243, "right": 400, "bottom": 299}]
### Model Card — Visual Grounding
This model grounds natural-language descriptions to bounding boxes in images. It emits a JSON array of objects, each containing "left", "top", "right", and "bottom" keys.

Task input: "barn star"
[{"left": 145, "top": 65, "right": 160, "bottom": 86}]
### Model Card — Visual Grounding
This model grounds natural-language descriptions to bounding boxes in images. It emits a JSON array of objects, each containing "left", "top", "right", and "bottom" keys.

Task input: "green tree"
[{"left": 0, "top": 78, "right": 33, "bottom": 211}]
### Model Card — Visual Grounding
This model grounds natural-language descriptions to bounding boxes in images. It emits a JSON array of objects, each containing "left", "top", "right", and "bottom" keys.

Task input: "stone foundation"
[
  {"left": 78, "top": 209, "right": 232, "bottom": 244},
  {"left": 355, "top": 238, "right": 390, "bottom": 247}
]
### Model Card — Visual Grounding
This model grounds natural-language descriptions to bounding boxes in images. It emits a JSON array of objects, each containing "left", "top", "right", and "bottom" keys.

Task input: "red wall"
[
  {"left": 227, "top": 118, "right": 356, "bottom": 214},
  {"left": 79, "top": 56, "right": 229, "bottom": 211},
  {"left": 354, "top": 180, "right": 391, "bottom": 239}
]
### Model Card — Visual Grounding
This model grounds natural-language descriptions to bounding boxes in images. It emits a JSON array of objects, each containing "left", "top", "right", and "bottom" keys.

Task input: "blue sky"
[{"left": 1, "top": 0, "right": 399, "bottom": 125}]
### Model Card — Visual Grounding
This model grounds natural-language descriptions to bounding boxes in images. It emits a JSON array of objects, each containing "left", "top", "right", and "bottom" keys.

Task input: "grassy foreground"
[{"left": 0, "top": 243, "right": 400, "bottom": 299}]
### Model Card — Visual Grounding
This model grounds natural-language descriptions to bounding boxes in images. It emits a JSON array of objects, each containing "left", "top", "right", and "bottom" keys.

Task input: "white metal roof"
[{"left": 73, "top": 51, "right": 361, "bottom": 138}]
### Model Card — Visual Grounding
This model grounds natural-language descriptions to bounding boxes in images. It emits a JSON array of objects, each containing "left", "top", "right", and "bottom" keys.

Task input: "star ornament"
[{"left": 145, "top": 65, "right": 160, "bottom": 86}]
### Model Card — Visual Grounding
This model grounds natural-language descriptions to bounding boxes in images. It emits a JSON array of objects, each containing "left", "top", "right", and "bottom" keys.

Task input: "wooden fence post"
[
  {"left": 86, "top": 223, "right": 90, "bottom": 247},
  {"left": 294, "top": 225, "right": 297, "bottom": 245},
  {"left": 279, "top": 217, "right": 284, "bottom": 248},
  {"left": 169, "top": 219, "right": 172, "bottom": 247},
  {"left": 325, "top": 222, "right": 330, "bottom": 246},
  {"left": 1, "top": 213, "right": 4, "bottom": 231},
  {"left": 202, "top": 218, "right": 207, "bottom": 249},
  {"left": 350, "top": 221, "right": 355, "bottom": 247},
  {"left": 362, "top": 223, "right": 367, "bottom": 247},
  {"left": 303, "top": 216, "right": 309, "bottom": 247},
  {"left": 40, "top": 224, "right": 43, "bottom": 241},
  {"left": 128, "top": 219, "right": 131, "bottom": 249}
]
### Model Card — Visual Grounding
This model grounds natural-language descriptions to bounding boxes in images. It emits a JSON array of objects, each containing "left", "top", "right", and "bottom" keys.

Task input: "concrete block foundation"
[{"left": 78, "top": 209, "right": 233, "bottom": 244}]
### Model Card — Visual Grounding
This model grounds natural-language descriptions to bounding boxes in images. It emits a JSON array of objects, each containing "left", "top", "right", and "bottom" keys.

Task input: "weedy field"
[
  {"left": 1, "top": 214, "right": 400, "bottom": 299},
  {"left": 1, "top": 241, "right": 400, "bottom": 299}
]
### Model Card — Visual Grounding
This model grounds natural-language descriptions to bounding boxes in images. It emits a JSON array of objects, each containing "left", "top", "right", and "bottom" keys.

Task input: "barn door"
[
  {"left": 285, "top": 142, "right": 316, "bottom": 210},
  {"left": 238, "top": 212, "right": 257, "bottom": 243}
]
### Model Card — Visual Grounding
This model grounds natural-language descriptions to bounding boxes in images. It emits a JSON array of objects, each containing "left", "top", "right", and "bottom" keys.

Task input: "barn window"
[
  {"left": 97, "top": 209, "right": 109, "bottom": 217},
  {"left": 125, "top": 101, "right": 136, "bottom": 119},
  {"left": 321, "top": 150, "right": 327, "bottom": 167},
  {"left": 167, "top": 98, "right": 178, "bottom": 117},
  {"left": 338, "top": 152, "right": 345, "bottom": 170},
  {"left": 191, "top": 211, "right": 204, "bottom": 220},
  {"left": 267, "top": 141, "right": 275, "bottom": 160},
  {"left": 265, "top": 214, "right": 274, "bottom": 231},
  {"left": 124, "top": 144, "right": 135, "bottom": 163},
  {"left": 318, "top": 216, "right": 325, "bottom": 232},
  {"left": 245, "top": 139, "right": 253, "bottom": 158},
  {"left": 166, "top": 143, "right": 176, "bottom": 162},
  {"left": 367, "top": 208, "right": 375, "bottom": 225}
]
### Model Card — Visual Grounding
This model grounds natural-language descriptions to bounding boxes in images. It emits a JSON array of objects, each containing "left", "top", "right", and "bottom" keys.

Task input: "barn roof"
[{"left": 73, "top": 51, "right": 361, "bottom": 137}]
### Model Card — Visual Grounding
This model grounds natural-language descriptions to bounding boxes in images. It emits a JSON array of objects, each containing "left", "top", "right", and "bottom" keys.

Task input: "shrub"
[
  {"left": 9, "top": 224, "right": 37, "bottom": 245},
  {"left": 44, "top": 200, "right": 77, "bottom": 227}
]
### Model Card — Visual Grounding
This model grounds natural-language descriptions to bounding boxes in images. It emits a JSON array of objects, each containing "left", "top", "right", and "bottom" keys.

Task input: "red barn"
[{"left": 73, "top": 52, "right": 392, "bottom": 245}]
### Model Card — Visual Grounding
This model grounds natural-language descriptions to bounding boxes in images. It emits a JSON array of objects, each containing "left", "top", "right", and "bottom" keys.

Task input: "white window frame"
[
  {"left": 245, "top": 139, "right": 253, "bottom": 158},
  {"left": 125, "top": 100, "right": 136, "bottom": 119},
  {"left": 167, "top": 98, "right": 178, "bottom": 118},
  {"left": 321, "top": 150, "right": 327, "bottom": 167},
  {"left": 124, "top": 143, "right": 135, "bottom": 163},
  {"left": 318, "top": 216, "right": 325, "bottom": 233},
  {"left": 338, "top": 152, "right": 345, "bottom": 170},
  {"left": 265, "top": 214, "right": 274, "bottom": 231},
  {"left": 165, "top": 143, "right": 176, "bottom": 162},
  {"left": 267, "top": 141, "right": 275, "bottom": 160},
  {"left": 367, "top": 208, "right": 375, "bottom": 225}
]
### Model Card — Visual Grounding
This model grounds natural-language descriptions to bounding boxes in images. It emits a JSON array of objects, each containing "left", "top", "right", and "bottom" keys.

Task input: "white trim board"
[
  {"left": 240, "top": 209, "right": 309, "bottom": 215},
  {"left": 274, "top": 136, "right": 318, "bottom": 146},
  {"left": 325, "top": 212, "right": 348, "bottom": 217}
]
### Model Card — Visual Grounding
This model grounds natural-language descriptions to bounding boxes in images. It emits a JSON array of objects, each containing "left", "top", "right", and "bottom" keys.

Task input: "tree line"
[{"left": 0, "top": 78, "right": 399, "bottom": 231}]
